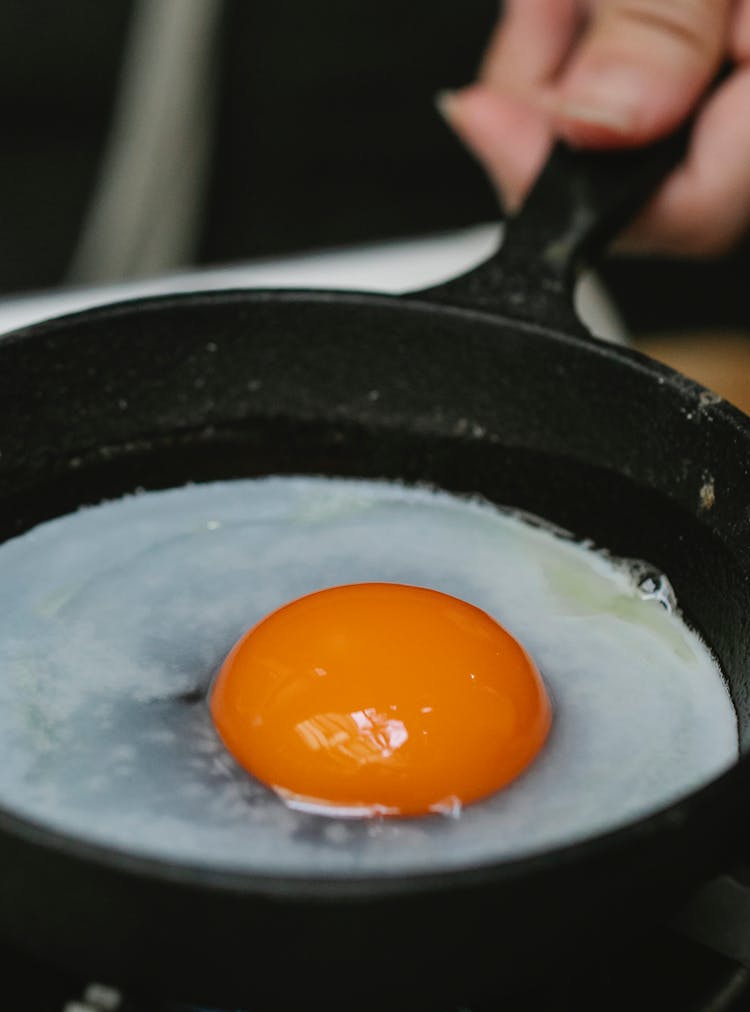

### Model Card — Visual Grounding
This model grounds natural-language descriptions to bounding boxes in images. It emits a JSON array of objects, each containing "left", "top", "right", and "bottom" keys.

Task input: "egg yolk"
[{"left": 210, "top": 583, "right": 551, "bottom": 817}]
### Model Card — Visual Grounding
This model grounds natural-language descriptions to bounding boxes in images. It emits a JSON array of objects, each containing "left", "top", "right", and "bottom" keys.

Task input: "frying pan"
[{"left": 1, "top": 128, "right": 750, "bottom": 1011}]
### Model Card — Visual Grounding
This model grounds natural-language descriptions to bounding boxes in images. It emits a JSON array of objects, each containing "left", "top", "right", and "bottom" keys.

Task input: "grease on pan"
[{"left": 0, "top": 477, "right": 737, "bottom": 876}]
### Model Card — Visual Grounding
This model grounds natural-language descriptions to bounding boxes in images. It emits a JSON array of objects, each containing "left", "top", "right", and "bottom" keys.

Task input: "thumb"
[
  {"left": 437, "top": 85, "right": 553, "bottom": 210},
  {"left": 552, "top": 0, "right": 733, "bottom": 147}
]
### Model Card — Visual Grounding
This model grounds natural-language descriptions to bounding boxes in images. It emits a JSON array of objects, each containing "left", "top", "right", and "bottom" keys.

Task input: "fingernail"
[
  {"left": 557, "top": 67, "right": 648, "bottom": 132},
  {"left": 557, "top": 101, "right": 634, "bottom": 131},
  {"left": 434, "top": 89, "right": 460, "bottom": 124}
]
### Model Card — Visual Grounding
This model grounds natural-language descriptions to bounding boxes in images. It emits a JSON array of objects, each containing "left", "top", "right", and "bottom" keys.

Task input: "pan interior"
[
  {"left": 0, "top": 469, "right": 737, "bottom": 875},
  {"left": 1, "top": 293, "right": 749, "bottom": 879}
]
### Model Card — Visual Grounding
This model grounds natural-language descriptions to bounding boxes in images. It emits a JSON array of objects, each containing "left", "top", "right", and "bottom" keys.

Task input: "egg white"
[{"left": 0, "top": 477, "right": 737, "bottom": 875}]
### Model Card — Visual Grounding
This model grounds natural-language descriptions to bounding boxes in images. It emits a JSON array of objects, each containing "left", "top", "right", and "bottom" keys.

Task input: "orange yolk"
[{"left": 210, "top": 583, "right": 551, "bottom": 817}]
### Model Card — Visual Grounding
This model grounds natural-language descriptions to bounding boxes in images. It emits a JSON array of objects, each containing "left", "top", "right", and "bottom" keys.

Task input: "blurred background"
[{"left": 1, "top": 0, "right": 750, "bottom": 406}]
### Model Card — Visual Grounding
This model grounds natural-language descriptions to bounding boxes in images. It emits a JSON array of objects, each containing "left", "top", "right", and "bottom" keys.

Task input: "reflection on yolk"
[{"left": 210, "top": 583, "right": 551, "bottom": 817}]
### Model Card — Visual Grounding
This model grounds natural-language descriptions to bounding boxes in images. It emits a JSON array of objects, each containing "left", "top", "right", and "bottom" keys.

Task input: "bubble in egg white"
[{"left": 0, "top": 476, "right": 737, "bottom": 875}]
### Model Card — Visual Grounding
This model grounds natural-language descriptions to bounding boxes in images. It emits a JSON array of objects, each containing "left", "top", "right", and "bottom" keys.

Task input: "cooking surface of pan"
[
  {"left": 0, "top": 473, "right": 736, "bottom": 876},
  {"left": 1, "top": 284, "right": 750, "bottom": 1007}
]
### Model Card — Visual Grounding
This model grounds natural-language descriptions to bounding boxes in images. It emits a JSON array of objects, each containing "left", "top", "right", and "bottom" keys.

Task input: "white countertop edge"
[{"left": 0, "top": 223, "right": 627, "bottom": 344}]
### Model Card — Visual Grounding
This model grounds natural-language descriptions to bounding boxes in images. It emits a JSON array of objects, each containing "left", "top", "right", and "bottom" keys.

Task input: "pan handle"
[{"left": 417, "top": 125, "right": 690, "bottom": 334}]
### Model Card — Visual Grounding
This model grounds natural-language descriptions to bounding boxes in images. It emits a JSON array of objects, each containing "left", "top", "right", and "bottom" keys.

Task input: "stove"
[
  {"left": 4, "top": 920, "right": 749, "bottom": 1011},
  {"left": 8, "top": 873, "right": 750, "bottom": 1010}
]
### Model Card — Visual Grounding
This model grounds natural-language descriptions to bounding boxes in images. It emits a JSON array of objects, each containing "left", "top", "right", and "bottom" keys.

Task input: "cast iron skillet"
[{"left": 1, "top": 132, "right": 750, "bottom": 1010}]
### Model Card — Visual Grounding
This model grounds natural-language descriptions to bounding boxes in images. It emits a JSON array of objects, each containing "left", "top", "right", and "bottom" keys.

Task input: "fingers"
[
  {"left": 552, "top": 0, "right": 734, "bottom": 146},
  {"left": 441, "top": 0, "right": 749, "bottom": 255},
  {"left": 438, "top": 85, "right": 553, "bottom": 212},
  {"left": 618, "top": 65, "right": 750, "bottom": 255},
  {"left": 731, "top": 0, "right": 750, "bottom": 59},
  {"left": 479, "top": 0, "right": 583, "bottom": 91},
  {"left": 440, "top": 0, "right": 582, "bottom": 211}
]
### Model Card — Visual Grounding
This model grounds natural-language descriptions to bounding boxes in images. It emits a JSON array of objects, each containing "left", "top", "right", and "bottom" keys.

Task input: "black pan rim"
[
  {"left": 2, "top": 284, "right": 746, "bottom": 436},
  {"left": 0, "top": 284, "right": 748, "bottom": 901}
]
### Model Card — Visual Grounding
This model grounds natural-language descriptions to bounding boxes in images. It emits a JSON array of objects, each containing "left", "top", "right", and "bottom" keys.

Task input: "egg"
[
  {"left": 210, "top": 583, "right": 551, "bottom": 817},
  {"left": 0, "top": 476, "right": 737, "bottom": 876}
]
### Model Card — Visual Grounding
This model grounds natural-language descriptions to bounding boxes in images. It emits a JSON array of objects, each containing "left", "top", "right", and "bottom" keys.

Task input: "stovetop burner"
[{"left": 7, "top": 922, "right": 749, "bottom": 1012}]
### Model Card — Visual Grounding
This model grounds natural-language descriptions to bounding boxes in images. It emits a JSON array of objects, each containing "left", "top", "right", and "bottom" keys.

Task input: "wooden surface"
[{"left": 634, "top": 332, "right": 750, "bottom": 416}]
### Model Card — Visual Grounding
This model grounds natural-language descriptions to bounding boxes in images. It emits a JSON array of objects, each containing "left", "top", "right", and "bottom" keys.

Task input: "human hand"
[{"left": 439, "top": 0, "right": 750, "bottom": 256}]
